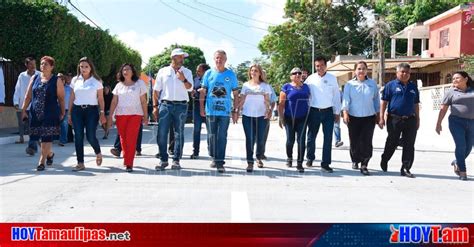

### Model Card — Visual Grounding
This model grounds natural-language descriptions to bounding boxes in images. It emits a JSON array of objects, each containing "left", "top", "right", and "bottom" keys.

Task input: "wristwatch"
[{"left": 183, "top": 78, "right": 188, "bottom": 83}]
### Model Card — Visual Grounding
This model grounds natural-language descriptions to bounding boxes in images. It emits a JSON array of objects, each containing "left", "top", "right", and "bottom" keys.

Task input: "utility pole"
[
  {"left": 371, "top": 15, "right": 390, "bottom": 86},
  {"left": 311, "top": 35, "right": 315, "bottom": 74}
]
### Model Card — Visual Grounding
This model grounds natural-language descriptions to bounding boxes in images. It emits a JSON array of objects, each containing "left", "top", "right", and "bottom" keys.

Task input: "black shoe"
[
  {"left": 246, "top": 163, "right": 254, "bottom": 173},
  {"left": 46, "top": 152, "right": 54, "bottom": 166},
  {"left": 36, "top": 164, "right": 45, "bottom": 171},
  {"left": 171, "top": 161, "right": 181, "bottom": 170},
  {"left": 210, "top": 161, "right": 217, "bottom": 168},
  {"left": 136, "top": 151, "right": 142, "bottom": 156},
  {"left": 155, "top": 153, "right": 161, "bottom": 159},
  {"left": 459, "top": 175, "right": 468, "bottom": 181},
  {"left": 321, "top": 164, "right": 333, "bottom": 173},
  {"left": 296, "top": 164, "right": 304, "bottom": 173},
  {"left": 125, "top": 167, "right": 133, "bottom": 172},
  {"left": 451, "top": 160, "right": 460, "bottom": 176},
  {"left": 262, "top": 155, "right": 268, "bottom": 160},
  {"left": 306, "top": 160, "right": 313, "bottom": 167},
  {"left": 110, "top": 148, "right": 121, "bottom": 157},
  {"left": 335, "top": 141, "right": 343, "bottom": 147},
  {"left": 380, "top": 160, "right": 388, "bottom": 172},
  {"left": 190, "top": 153, "right": 199, "bottom": 159},
  {"left": 352, "top": 162, "right": 359, "bottom": 170},
  {"left": 217, "top": 165, "right": 225, "bottom": 173},
  {"left": 360, "top": 167, "right": 370, "bottom": 176},
  {"left": 26, "top": 147, "right": 35, "bottom": 156},
  {"left": 400, "top": 168, "right": 415, "bottom": 178},
  {"left": 257, "top": 160, "right": 264, "bottom": 168},
  {"left": 156, "top": 162, "right": 168, "bottom": 171},
  {"left": 286, "top": 159, "right": 293, "bottom": 168}
]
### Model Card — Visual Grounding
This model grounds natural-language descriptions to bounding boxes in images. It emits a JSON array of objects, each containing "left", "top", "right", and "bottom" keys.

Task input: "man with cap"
[{"left": 153, "top": 48, "right": 193, "bottom": 170}]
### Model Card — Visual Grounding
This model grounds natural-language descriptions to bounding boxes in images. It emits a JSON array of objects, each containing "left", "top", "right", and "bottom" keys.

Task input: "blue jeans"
[
  {"left": 59, "top": 109, "right": 69, "bottom": 144},
  {"left": 192, "top": 103, "right": 206, "bottom": 155},
  {"left": 71, "top": 105, "right": 101, "bottom": 163},
  {"left": 284, "top": 115, "right": 307, "bottom": 164},
  {"left": 306, "top": 107, "right": 334, "bottom": 165},
  {"left": 114, "top": 123, "right": 142, "bottom": 152},
  {"left": 448, "top": 115, "right": 474, "bottom": 172},
  {"left": 334, "top": 120, "right": 341, "bottom": 143},
  {"left": 242, "top": 115, "right": 268, "bottom": 163},
  {"left": 207, "top": 115, "right": 230, "bottom": 166},
  {"left": 157, "top": 101, "right": 187, "bottom": 162}
]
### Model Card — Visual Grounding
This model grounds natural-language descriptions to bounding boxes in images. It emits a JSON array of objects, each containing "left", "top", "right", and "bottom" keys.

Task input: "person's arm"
[
  {"left": 332, "top": 80, "right": 341, "bottom": 122},
  {"left": 56, "top": 77, "right": 65, "bottom": 120},
  {"left": 374, "top": 83, "right": 381, "bottom": 124},
  {"left": 67, "top": 90, "right": 75, "bottom": 125},
  {"left": 152, "top": 90, "right": 160, "bottom": 121},
  {"left": 341, "top": 83, "right": 350, "bottom": 124},
  {"left": 176, "top": 70, "right": 193, "bottom": 90},
  {"left": 107, "top": 95, "right": 119, "bottom": 129},
  {"left": 21, "top": 76, "right": 35, "bottom": 120},
  {"left": 436, "top": 104, "right": 449, "bottom": 134},
  {"left": 13, "top": 75, "right": 21, "bottom": 109},
  {"left": 278, "top": 91, "right": 286, "bottom": 129},
  {"left": 199, "top": 88, "right": 206, "bottom": 117},
  {"left": 231, "top": 89, "right": 239, "bottom": 124},
  {"left": 415, "top": 103, "right": 420, "bottom": 130},
  {"left": 140, "top": 94, "right": 148, "bottom": 126},
  {"left": 97, "top": 87, "right": 106, "bottom": 125},
  {"left": 378, "top": 100, "right": 388, "bottom": 129}
]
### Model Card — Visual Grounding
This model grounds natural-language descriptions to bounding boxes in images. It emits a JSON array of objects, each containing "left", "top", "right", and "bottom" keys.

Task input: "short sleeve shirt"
[
  {"left": 282, "top": 83, "right": 310, "bottom": 119},
  {"left": 202, "top": 68, "right": 238, "bottom": 117},
  {"left": 442, "top": 87, "right": 474, "bottom": 119},
  {"left": 240, "top": 82, "right": 272, "bottom": 117},
  {"left": 381, "top": 79, "right": 420, "bottom": 116},
  {"left": 112, "top": 80, "right": 147, "bottom": 116},
  {"left": 71, "top": 75, "right": 103, "bottom": 105}
]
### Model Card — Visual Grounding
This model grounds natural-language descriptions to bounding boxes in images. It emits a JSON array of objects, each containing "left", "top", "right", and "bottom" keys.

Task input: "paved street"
[{"left": 0, "top": 121, "right": 472, "bottom": 222}]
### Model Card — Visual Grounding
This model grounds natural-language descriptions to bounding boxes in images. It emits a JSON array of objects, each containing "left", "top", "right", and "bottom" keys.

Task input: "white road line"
[{"left": 231, "top": 191, "right": 251, "bottom": 222}]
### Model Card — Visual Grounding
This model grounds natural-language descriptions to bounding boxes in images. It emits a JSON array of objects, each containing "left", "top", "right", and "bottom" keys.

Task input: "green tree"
[
  {"left": 143, "top": 44, "right": 206, "bottom": 78},
  {"left": 259, "top": 0, "right": 371, "bottom": 91}
]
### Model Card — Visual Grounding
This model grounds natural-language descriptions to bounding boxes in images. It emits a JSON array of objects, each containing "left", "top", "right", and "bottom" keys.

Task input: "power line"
[
  {"left": 67, "top": 0, "right": 101, "bottom": 29},
  {"left": 193, "top": 0, "right": 280, "bottom": 26},
  {"left": 177, "top": 0, "right": 268, "bottom": 32},
  {"left": 159, "top": 0, "right": 258, "bottom": 48}
]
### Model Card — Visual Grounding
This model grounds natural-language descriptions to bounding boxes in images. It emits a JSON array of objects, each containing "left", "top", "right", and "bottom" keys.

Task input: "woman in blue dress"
[{"left": 21, "top": 56, "right": 65, "bottom": 171}]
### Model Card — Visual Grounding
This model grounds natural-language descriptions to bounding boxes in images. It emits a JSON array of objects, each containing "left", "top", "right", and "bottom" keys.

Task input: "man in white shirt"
[
  {"left": 13, "top": 57, "right": 39, "bottom": 144},
  {"left": 0, "top": 63, "right": 4, "bottom": 113},
  {"left": 305, "top": 56, "right": 341, "bottom": 172},
  {"left": 153, "top": 48, "right": 193, "bottom": 170}
]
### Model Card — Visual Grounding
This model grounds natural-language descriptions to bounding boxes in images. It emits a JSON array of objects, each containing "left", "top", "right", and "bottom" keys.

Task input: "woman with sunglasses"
[{"left": 278, "top": 67, "right": 310, "bottom": 173}]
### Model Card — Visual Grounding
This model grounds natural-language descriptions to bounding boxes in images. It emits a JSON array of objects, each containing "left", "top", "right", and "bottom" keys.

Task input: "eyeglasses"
[{"left": 291, "top": 72, "right": 302, "bottom": 75}]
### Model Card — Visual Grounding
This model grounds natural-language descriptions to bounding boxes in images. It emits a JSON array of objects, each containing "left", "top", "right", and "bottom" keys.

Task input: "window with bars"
[{"left": 439, "top": 29, "right": 449, "bottom": 48}]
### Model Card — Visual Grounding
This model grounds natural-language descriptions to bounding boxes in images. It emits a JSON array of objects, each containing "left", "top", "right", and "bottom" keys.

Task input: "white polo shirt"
[
  {"left": 153, "top": 65, "right": 193, "bottom": 102},
  {"left": 14, "top": 70, "right": 40, "bottom": 109},
  {"left": 305, "top": 72, "right": 341, "bottom": 114},
  {"left": 71, "top": 75, "right": 103, "bottom": 105}
]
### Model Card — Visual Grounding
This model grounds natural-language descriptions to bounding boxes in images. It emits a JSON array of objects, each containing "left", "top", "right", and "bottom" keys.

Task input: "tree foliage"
[
  {"left": 143, "top": 44, "right": 206, "bottom": 78},
  {"left": 0, "top": 0, "right": 142, "bottom": 84}
]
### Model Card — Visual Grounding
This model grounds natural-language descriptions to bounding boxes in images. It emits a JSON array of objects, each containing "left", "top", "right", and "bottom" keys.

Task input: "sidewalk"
[{"left": 0, "top": 121, "right": 472, "bottom": 222}]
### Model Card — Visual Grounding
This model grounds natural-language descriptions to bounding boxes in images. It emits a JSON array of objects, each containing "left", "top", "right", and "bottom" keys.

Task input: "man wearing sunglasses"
[{"left": 304, "top": 56, "right": 341, "bottom": 173}]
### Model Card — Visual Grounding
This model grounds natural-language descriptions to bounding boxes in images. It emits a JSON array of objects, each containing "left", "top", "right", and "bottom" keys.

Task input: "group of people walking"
[{"left": 11, "top": 48, "right": 473, "bottom": 180}]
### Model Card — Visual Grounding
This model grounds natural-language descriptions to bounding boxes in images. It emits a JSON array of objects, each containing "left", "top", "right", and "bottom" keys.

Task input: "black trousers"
[
  {"left": 348, "top": 115, "right": 376, "bottom": 164},
  {"left": 381, "top": 115, "right": 418, "bottom": 169}
]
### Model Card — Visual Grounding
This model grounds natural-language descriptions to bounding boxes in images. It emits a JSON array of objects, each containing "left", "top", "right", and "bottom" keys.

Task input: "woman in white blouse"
[
  {"left": 108, "top": 63, "right": 148, "bottom": 172},
  {"left": 237, "top": 64, "right": 272, "bottom": 172},
  {"left": 68, "top": 57, "right": 106, "bottom": 171}
]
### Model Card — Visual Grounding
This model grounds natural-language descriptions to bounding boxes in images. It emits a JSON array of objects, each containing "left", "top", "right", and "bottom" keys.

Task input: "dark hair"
[
  {"left": 396, "top": 63, "right": 411, "bottom": 71},
  {"left": 25, "top": 56, "right": 35, "bottom": 65},
  {"left": 453, "top": 71, "right": 474, "bottom": 88},
  {"left": 198, "top": 63, "right": 210, "bottom": 71},
  {"left": 77, "top": 57, "right": 101, "bottom": 81},
  {"left": 119, "top": 63, "right": 139, "bottom": 82},
  {"left": 301, "top": 68, "right": 309, "bottom": 73},
  {"left": 314, "top": 56, "right": 327, "bottom": 65},
  {"left": 40, "top": 56, "right": 55, "bottom": 67},
  {"left": 354, "top": 61, "right": 368, "bottom": 70}
]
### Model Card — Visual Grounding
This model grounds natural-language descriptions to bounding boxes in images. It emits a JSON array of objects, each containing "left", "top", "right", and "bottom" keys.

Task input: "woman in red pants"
[{"left": 108, "top": 63, "right": 148, "bottom": 172}]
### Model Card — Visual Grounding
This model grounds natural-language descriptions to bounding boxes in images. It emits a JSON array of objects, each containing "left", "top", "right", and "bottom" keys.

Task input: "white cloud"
[
  {"left": 117, "top": 28, "right": 237, "bottom": 67},
  {"left": 245, "top": 0, "right": 287, "bottom": 33}
]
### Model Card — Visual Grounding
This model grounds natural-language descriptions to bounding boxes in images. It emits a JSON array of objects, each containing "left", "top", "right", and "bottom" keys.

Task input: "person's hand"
[
  {"left": 279, "top": 117, "right": 285, "bottom": 129},
  {"left": 99, "top": 114, "right": 106, "bottom": 125},
  {"left": 232, "top": 112, "right": 239, "bottom": 124},
  {"left": 378, "top": 116, "right": 385, "bottom": 129},
  {"left": 435, "top": 123, "right": 442, "bottom": 135},
  {"left": 264, "top": 109, "right": 272, "bottom": 119},
  {"left": 334, "top": 114, "right": 340, "bottom": 123},
  {"left": 200, "top": 108, "right": 206, "bottom": 118},
  {"left": 176, "top": 70, "right": 185, "bottom": 81},
  {"left": 21, "top": 110, "right": 28, "bottom": 121},
  {"left": 343, "top": 114, "right": 350, "bottom": 125},
  {"left": 68, "top": 114, "right": 73, "bottom": 126},
  {"left": 14, "top": 104, "right": 19, "bottom": 111},
  {"left": 59, "top": 112, "right": 65, "bottom": 121},
  {"left": 153, "top": 107, "right": 159, "bottom": 121},
  {"left": 106, "top": 116, "right": 113, "bottom": 129},
  {"left": 143, "top": 115, "right": 149, "bottom": 126}
]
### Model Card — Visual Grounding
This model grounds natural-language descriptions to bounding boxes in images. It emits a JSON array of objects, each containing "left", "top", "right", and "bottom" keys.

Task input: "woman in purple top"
[{"left": 278, "top": 67, "right": 310, "bottom": 173}]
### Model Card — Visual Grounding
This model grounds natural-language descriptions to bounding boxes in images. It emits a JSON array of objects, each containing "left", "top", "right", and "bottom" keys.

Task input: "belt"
[
  {"left": 390, "top": 113, "right": 415, "bottom": 119},
  {"left": 75, "top": 104, "right": 97, "bottom": 109},
  {"left": 162, "top": 100, "right": 187, "bottom": 104},
  {"left": 311, "top": 107, "right": 333, "bottom": 112}
]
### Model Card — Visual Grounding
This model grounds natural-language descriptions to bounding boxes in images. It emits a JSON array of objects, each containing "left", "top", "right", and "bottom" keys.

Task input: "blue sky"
[{"left": 66, "top": 0, "right": 286, "bottom": 67}]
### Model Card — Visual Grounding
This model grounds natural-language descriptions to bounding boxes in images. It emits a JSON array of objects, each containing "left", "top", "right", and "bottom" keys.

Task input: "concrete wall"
[
  {"left": 428, "top": 12, "right": 462, "bottom": 58},
  {"left": 0, "top": 107, "right": 18, "bottom": 128},
  {"left": 460, "top": 11, "right": 474, "bottom": 56}
]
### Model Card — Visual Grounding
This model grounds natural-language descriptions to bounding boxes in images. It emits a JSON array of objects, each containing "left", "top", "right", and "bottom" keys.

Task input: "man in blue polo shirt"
[{"left": 378, "top": 63, "right": 420, "bottom": 178}]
